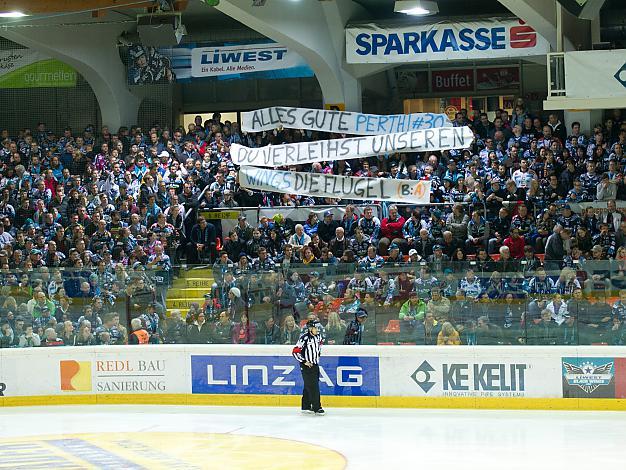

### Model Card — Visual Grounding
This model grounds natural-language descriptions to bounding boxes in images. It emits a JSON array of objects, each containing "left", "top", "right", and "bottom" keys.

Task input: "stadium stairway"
[{"left": 165, "top": 266, "right": 214, "bottom": 317}]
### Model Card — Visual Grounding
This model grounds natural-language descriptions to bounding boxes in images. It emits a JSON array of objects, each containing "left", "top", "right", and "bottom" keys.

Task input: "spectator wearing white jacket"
[
  {"left": 18, "top": 326, "right": 41, "bottom": 347},
  {"left": 596, "top": 173, "right": 618, "bottom": 201},
  {"left": 546, "top": 294, "right": 570, "bottom": 325}
]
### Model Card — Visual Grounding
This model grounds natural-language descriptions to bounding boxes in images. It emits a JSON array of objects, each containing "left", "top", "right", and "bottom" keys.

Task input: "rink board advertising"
[
  {"left": 190, "top": 355, "right": 380, "bottom": 396},
  {"left": 0, "top": 348, "right": 188, "bottom": 397},
  {"left": 2, "top": 346, "right": 626, "bottom": 409},
  {"left": 561, "top": 357, "right": 626, "bottom": 399},
  {"left": 379, "top": 349, "right": 563, "bottom": 398}
]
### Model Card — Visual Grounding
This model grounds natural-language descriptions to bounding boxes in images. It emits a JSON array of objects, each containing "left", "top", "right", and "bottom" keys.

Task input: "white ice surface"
[{"left": 0, "top": 405, "right": 624, "bottom": 469}]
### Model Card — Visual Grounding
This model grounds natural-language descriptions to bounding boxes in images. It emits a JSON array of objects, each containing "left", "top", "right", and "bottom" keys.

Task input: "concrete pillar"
[
  {"left": 2, "top": 23, "right": 140, "bottom": 130},
  {"left": 216, "top": 0, "right": 382, "bottom": 112},
  {"left": 564, "top": 109, "right": 604, "bottom": 135},
  {"left": 498, "top": 0, "right": 583, "bottom": 52}
]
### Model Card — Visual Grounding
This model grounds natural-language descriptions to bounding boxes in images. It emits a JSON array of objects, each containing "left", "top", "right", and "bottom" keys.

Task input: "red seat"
[
  {"left": 377, "top": 342, "right": 394, "bottom": 346},
  {"left": 384, "top": 319, "right": 400, "bottom": 333}
]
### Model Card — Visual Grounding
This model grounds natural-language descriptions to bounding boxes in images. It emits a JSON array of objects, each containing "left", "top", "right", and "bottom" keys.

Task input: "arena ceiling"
[{"left": 0, "top": 0, "right": 624, "bottom": 47}]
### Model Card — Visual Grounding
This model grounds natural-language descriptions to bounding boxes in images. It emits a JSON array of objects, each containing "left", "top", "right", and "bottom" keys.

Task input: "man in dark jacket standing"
[
  {"left": 186, "top": 216, "right": 217, "bottom": 264},
  {"left": 343, "top": 308, "right": 368, "bottom": 345},
  {"left": 545, "top": 226, "right": 570, "bottom": 274},
  {"left": 317, "top": 211, "right": 339, "bottom": 244},
  {"left": 293, "top": 320, "right": 324, "bottom": 415}
]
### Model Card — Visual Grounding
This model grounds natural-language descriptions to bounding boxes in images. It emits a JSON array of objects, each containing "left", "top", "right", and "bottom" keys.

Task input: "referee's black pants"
[{"left": 300, "top": 363, "right": 321, "bottom": 411}]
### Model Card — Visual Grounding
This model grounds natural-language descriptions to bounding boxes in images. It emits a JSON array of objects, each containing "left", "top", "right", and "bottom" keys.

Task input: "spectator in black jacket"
[
  {"left": 211, "top": 311, "right": 233, "bottom": 344},
  {"left": 186, "top": 216, "right": 217, "bottom": 264},
  {"left": 488, "top": 207, "right": 511, "bottom": 254},
  {"left": 260, "top": 316, "right": 281, "bottom": 344},
  {"left": 545, "top": 226, "right": 570, "bottom": 273},
  {"left": 224, "top": 230, "right": 246, "bottom": 262},
  {"left": 317, "top": 211, "right": 339, "bottom": 244},
  {"left": 164, "top": 309, "right": 187, "bottom": 344},
  {"left": 528, "top": 310, "right": 558, "bottom": 345},
  {"left": 186, "top": 312, "right": 211, "bottom": 344},
  {"left": 343, "top": 308, "right": 368, "bottom": 345},
  {"left": 413, "top": 228, "right": 435, "bottom": 258},
  {"left": 329, "top": 227, "right": 348, "bottom": 259},
  {"left": 475, "top": 113, "right": 494, "bottom": 139}
]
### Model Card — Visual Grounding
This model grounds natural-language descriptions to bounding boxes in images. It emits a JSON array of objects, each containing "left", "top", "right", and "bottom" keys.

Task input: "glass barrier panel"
[{"left": 0, "top": 258, "right": 625, "bottom": 347}]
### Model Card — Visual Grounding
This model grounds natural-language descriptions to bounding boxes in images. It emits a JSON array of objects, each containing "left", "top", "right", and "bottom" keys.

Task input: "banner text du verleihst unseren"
[
  {"left": 241, "top": 106, "right": 452, "bottom": 134},
  {"left": 232, "top": 126, "right": 473, "bottom": 167}
]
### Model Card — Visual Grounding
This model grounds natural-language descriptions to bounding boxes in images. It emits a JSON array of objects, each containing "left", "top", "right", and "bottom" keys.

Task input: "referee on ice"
[{"left": 292, "top": 319, "right": 324, "bottom": 415}]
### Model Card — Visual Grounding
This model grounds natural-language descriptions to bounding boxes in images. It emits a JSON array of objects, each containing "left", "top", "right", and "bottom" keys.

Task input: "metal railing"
[
  {"left": 547, "top": 52, "right": 566, "bottom": 97},
  {"left": 199, "top": 204, "right": 384, "bottom": 238}
]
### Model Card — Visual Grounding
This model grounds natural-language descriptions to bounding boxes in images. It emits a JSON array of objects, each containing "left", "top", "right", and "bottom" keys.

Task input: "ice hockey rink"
[{"left": 0, "top": 405, "right": 624, "bottom": 469}]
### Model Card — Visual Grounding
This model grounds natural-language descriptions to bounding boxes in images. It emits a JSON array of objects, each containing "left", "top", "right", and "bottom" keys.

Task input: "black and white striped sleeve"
[
  {"left": 292, "top": 333, "right": 308, "bottom": 363},
  {"left": 292, "top": 333, "right": 321, "bottom": 364}
]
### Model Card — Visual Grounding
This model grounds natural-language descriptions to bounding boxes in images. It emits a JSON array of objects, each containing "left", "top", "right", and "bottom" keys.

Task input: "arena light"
[
  {"left": 0, "top": 11, "right": 28, "bottom": 17},
  {"left": 394, "top": 0, "right": 438, "bottom": 16}
]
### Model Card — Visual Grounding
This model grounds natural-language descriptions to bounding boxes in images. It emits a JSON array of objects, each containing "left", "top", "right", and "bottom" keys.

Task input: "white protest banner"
[
  {"left": 241, "top": 106, "right": 452, "bottom": 134},
  {"left": 191, "top": 44, "right": 309, "bottom": 78},
  {"left": 346, "top": 19, "right": 550, "bottom": 64},
  {"left": 240, "top": 166, "right": 431, "bottom": 204},
  {"left": 232, "top": 126, "right": 473, "bottom": 167}
]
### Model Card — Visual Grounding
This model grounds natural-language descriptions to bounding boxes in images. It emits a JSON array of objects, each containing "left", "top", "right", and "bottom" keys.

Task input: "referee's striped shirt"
[{"left": 292, "top": 332, "right": 322, "bottom": 365}]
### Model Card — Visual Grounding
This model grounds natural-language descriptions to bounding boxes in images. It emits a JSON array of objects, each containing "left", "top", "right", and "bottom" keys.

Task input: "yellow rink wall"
[
  {"left": 1, "top": 345, "right": 626, "bottom": 411},
  {"left": 3, "top": 394, "right": 626, "bottom": 411}
]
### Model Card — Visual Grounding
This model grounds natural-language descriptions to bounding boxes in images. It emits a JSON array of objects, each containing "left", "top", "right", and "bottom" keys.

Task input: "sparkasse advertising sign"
[{"left": 346, "top": 19, "right": 550, "bottom": 64}]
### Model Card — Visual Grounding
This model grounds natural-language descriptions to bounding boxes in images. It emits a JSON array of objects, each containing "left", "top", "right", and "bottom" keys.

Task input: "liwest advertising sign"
[
  {"left": 191, "top": 355, "right": 380, "bottom": 396},
  {"left": 128, "top": 41, "right": 313, "bottom": 84},
  {"left": 346, "top": 19, "right": 550, "bottom": 64},
  {"left": 562, "top": 357, "right": 626, "bottom": 399},
  {"left": 0, "top": 50, "right": 76, "bottom": 88},
  {"left": 191, "top": 44, "right": 310, "bottom": 78}
]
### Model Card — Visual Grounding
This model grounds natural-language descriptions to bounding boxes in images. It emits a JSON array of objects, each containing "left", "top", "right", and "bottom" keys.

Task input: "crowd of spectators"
[{"left": 1, "top": 102, "right": 626, "bottom": 347}]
